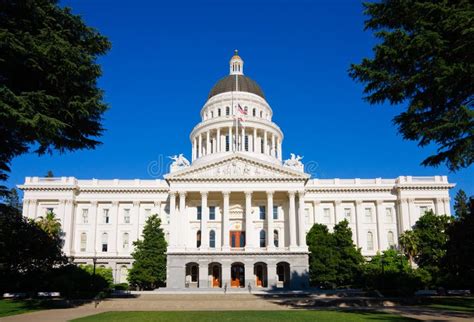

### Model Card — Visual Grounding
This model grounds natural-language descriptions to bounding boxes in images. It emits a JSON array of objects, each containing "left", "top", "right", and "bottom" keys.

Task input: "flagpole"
[{"left": 235, "top": 71, "right": 239, "bottom": 152}]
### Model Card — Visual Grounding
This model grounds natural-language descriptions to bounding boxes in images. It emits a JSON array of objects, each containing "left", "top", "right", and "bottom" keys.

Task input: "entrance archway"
[
  {"left": 209, "top": 263, "right": 221, "bottom": 288},
  {"left": 231, "top": 263, "right": 245, "bottom": 288},
  {"left": 185, "top": 262, "right": 199, "bottom": 288},
  {"left": 276, "top": 262, "right": 290, "bottom": 288},
  {"left": 254, "top": 262, "right": 268, "bottom": 287}
]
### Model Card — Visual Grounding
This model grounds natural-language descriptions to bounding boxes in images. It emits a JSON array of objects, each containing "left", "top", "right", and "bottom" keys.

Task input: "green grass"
[
  {"left": 72, "top": 310, "right": 416, "bottom": 322},
  {"left": 0, "top": 299, "right": 51, "bottom": 317},
  {"left": 423, "top": 297, "right": 474, "bottom": 313}
]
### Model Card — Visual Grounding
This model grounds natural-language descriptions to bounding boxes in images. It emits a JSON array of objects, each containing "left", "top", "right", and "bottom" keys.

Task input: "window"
[
  {"left": 344, "top": 208, "right": 351, "bottom": 222},
  {"left": 197, "top": 206, "right": 202, "bottom": 220},
  {"left": 103, "top": 209, "right": 110, "bottom": 224},
  {"left": 260, "top": 111, "right": 263, "bottom": 118},
  {"left": 46, "top": 207, "right": 54, "bottom": 214},
  {"left": 365, "top": 208, "right": 373, "bottom": 223},
  {"left": 123, "top": 208, "right": 130, "bottom": 224},
  {"left": 218, "top": 108, "right": 221, "bottom": 117},
  {"left": 101, "top": 233, "right": 108, "bottom": 252},
  {"left": 367, "top": 231, "right": 374, "bottom": 250},
  {"left": 209, "top": 230, "right": 216, "bottom": 248},
  {"left": 323, "top": 208, "right": 330, "bottom": 219},
  {"left": 82, "top": 209, "right": 89, "bottom": 224},
  {"left": 196, "top": 230, "right": 201, "bottom": 248},
  {"left": 259, "top": 206, "right": 266, "bottom": 220},
  {"left": 226, "top": 106, "right": 230, "bottom": 115},
  {"left": 261, "top": 139, "right": 264, "bottom": 153},
  {"left": 387, "top": 231, "right": 395, "bottom": 247},
  {"left": 252, "top": 108, "right": 256, "bottom": 117},
  {"left": 419, "top": 206, "right": 429, "bottom": 216},
  {"left": 225, "top": 135, "right": 230, "bottom": 152},
  {"left": 273, "top": 205, "right": 278, "bottom": 220},
  {"left": 244, "top": 135, "right": 249, "bottom": 151},
  {"left": 123, "top": 232, "right": 129, "bottom": 250},
  {"left": 144, "top": 208, "right": 151, "bottom": 219},
  {"left": 385, "top": 208, "right": 393, "bottom": 223},
  {"left": 209, "top": 206, "right": 216, "bottom": 220},
  {"left": 274, "top": 230, "right": 279, "bottom": 247},
  {"left": 259, "top": 230, "right": 266, "bottom": 248},
  {"left": 80, "top": 232, "right": 87, "bottom": 252},
  {"left": 210, "top": 111, "right": 214, "bottom": 118},
  {"left": 191, "top": 265, "right": 198, "bottom": 282}
]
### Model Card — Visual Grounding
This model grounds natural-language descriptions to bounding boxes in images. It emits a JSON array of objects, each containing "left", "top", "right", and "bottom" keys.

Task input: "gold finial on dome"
[{"left": 232, "top": 49, "right": 241, "bottom": 60}]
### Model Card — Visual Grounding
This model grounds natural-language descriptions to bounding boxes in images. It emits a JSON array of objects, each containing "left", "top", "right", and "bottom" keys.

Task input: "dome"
[{"left": 208, "top": 75, "right": 265, "bottom": 99}]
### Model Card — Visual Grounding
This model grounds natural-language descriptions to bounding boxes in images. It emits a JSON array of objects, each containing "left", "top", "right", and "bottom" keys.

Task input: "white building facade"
[{"left": 19, "top": 52, "right": 454, "bottom": 289}]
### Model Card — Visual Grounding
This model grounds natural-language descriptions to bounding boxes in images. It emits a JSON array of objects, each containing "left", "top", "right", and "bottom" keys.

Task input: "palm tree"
[
  {"left": 36, "top": 210, "right": 62, "bottom": 237},
  {"left": 398, "top": 231, "right": 418, "bottom": 268}
]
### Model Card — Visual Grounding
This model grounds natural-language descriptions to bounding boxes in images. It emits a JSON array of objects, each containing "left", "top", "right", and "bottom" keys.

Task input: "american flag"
[{"left": 237, "top": 104, "right": 247, "bottom": 115}]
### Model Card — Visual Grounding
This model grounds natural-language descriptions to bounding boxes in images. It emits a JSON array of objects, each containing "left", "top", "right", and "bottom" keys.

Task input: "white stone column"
[
  {"left": 201, "top": 191, "right": 209, "bottom": 249},
  {"left": 408, "top": 198, "right": 417, "bottom": 227},
  {"left": 355, "top": 200, "right": 363, "bottom": 247},
  {"left": 206, "top": 131, "right": 210, "bottom": 155},
  {"left": 375, "top": 200, "right": 384, "bottom": 251},
  {"left": 64, "top": 200, "right": 75, "bottom": 256},
  {"left": 253, "top": 128, "right": 257, "bottom": 153},
  {"left": 277, "top": 138, "right": 281, "bottom": 160},
  {"left": 217, "top": 128, "right": 221, "bottom": 153},
  {"left": 192, "top": 137, "right": 196, "bottom": 161},
  {"left": 297, "top": 191, "right": 306, "bottom": 247},
  {"left": 229, "top": 126, "right": 233, "bottom": 152},
  {"left": 271, "top": 133, "right": 275, "bottom": 157},
  {"left": 266, "top": 191, "right": 274, "bottom": 249},
  {"left": 222, "top": 191, "right": 230, "bottom": 250},
  {"left": 241, "top": 127, "right": 245, "bottom": 151},
  {"left": 312, "top": 200, "right": 319, "bottom": 225},
  {"left": 111, "top": 201, "right": 119, "bottom": 255},
  {"left": 179, "top": 192, "right": 186, "bottom": 249},
  {"left": 29, "top": 199, "right": 38, "bottom": 219},
  {"left": 198, "top": 134, "right": 202, "bottom": 158},
  {"left": 288, "top": 191, "right": 297, "bottom": 248},
  {"left": 435, "top": 198, "right": 444, "bottom": 215},
  {"left": 90, "top": 201, "right": 98, "bottom": 256},
  {"left": 245, "top": 191, "right": 253, "bottom": 250},
  {"left": 443, "top": 197, "right": 451, "bottom": 216},
  {"left": 133, "top": 201, "right": 140, "bottom": 245},
  {"left": 169, "top": 192, "right": 177, "bottom": 248},
  {"left": 335, "top": 200, "right": 342, "bottom": 224},
  {"left": 264, "top": 131, "right": 268, "bottom": 155}
]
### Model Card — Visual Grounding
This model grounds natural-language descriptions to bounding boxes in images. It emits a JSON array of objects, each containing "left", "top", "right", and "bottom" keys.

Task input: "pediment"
[{"left": 165, "top": 153, "right": 309, "bottom": 181}]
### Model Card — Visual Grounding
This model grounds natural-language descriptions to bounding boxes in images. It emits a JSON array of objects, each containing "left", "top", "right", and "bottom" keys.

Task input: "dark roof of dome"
[{"left": 208, "top": 75, "right": 265, "bottom": 99}]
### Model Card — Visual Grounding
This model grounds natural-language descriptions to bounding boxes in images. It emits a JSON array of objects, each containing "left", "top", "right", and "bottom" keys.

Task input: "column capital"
[
  {"left": 169, "top": 191, "right": 177, "bottom": 197},
  {"left": 288, "top": 190, "right": 296, "bottom": 197},
  {"left": 376, "top": 200, "right": 384, "bottom": 206},
  {"left": 244, "top": 191, "right": 252, "bottom": 197},
  {"left": 222, "top": 190, "right": 231, "bottom": 197},
  {"left": 443, "top": 197, "right": 450, "bottom": 202},
  {"left": 335, "top": 200, "right": 342, "bottom": 206},
  {"left": 313, "top": 200, "right": 320, "bottom": 206},
  {"left": 112, "top": 201, "right": 119, "bottom": 207},
  {"left": 28, "top": 198, "right": 37, "bottom": 205},
  {"left": 266, "top": 190, "right": 274, "bottom": 197},
  {"left": 90, "top": 200, "right": 98, "bottom": 206},
  {"left": 297, "top": 190, "right": 305, "bottom": 197},
  {"left": 355, "top": 200, "right": 363, "bottom": 206},
  {"left": 200, "top": 191, "right": 209, "bottom": 198},
  {"left": 59, "top": 199, "right": 67, "bottom": 205},
  {"left": 154, "top": 201, "right": 161, "bottom": 207},
  {"left": 407, "top": 198, "right": 415, "bottom": 203},
  {"left": 179, "top": 191, "right": 187, "bottom": 197},
  {"left": 435, "top": 197, "right": 444, "bottom": 203},
  {"left": 65, "top": 199, "right": 75, "bottom": 206},
  {"left": 133, "top": 201, "right": 140, "bottom": 207}
]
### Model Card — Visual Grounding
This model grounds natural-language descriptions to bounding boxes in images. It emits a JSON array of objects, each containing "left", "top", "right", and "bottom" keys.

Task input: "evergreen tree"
[
  {"left": 128, "top": 214, "right": 167, "bottom": 290},
  {"left": 349, "top": 0, "right": 473, "bottom": 171},
  {"left": 453, "top": 189, "right": 469, "bottom": 220},
  {"left": 4, "top": 188, "right": 21, "bottom": 210},
  {"left": 333, "top": 220, "right": 364, "bottom": 286},
  {"left": 307, "top": 224, "right": 338, "bottom": 288}
]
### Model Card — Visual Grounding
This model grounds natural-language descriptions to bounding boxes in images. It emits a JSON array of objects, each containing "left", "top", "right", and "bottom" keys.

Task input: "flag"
[{"left": 237, "top": 104, "right": 247, "bottom": 115}]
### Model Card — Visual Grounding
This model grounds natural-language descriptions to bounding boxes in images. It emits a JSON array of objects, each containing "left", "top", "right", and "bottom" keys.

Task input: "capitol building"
[{"left": 19, "top": 52, "right": 453, "bottom": 290}]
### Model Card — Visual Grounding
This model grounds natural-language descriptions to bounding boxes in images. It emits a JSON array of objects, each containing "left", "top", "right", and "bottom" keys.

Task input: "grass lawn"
[
  {"left": 72, "top": 310, "right": 416, "bottom": 322},
  {"left": 0, "top": 299, "right": 51, "bottom": 317},
  {"left": 423, "top": 297, "right": 474, "bottom": 313}
]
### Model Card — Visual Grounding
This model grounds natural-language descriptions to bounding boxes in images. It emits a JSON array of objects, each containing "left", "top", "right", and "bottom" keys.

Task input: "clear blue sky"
[{"left": 6, "top": 0, "right": 473, "bottom": 200}]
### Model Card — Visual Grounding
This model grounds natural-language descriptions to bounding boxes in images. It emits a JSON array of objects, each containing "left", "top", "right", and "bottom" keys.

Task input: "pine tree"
[
  {"left": 128, "top": 214, "right": 167, "bottom": 290},
  {"left": 333, "top": 220, "right": 364, "bottom": 286},
  {"left": 453, "top": 189, "right": 469, "bottom": 220},
  {"left": 306, "top": 224, "right": 338, "bottom": 288}
]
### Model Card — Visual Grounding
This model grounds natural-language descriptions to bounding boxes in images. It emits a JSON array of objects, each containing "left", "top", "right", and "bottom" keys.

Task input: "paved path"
[{"left": 1, "top": 294, "right": 473, "bottom": 322}]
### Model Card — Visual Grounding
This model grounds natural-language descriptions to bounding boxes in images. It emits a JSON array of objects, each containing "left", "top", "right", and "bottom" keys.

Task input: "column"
[
  {"left": 222, "top": 191, "right": 230, "bottom": 250},
  {"left": 288, "top": 191, "right": 297, "bottom": 248},
  {"left": 133, "top": 201, "right": 140, "bottom": 244},
  {"left": 29, "top": 199, "right": 38, "bottom": 219},
  {"left": 90, "top": 201, "right": 98, "bottom": 256},
  {"left": 229, "top": 126, "right": 233, "bottom": 152},
  {"left": 266, "top": 191, "right": 274, "bottom": 249},
  {"left": 206, "top": 131, "right": 210, "bottom": 155},
  {"left": 64, "top": 200, "right": 75, "bottom": 256},
  {"left": 408, "top": 198, "right": 417, "bottom": 227},
  {"left": 198, "top": 259, "right": 209, "bottom": 288},
  {"left": 297, "top": 191, "right": 306, "bottom": 247},
  {"left": 335, "top": 200, "right": 342, "bottom": 224},
  {"left": 264, "top": 131, "right": 268, "bottom": 154},
  {"left": 355, "top": 200, "right": 363, "bottom": 247},
  {"left": 375, "top": 200, "right": 384, "bottom": 251},
  {"left": 221, "top": 260, "right": 231, "bottom": 289},
  {"left": 217, "top": 128, "right": 221, "bottom": 153},
  {"left": 443, "top": 197, "right": 451, "bottom": 216},
  {"left": 201, "top": 191, "right": 209, "bottom": 249},
  {"left": 271, "top": 133, "right": 275, "bottom": 157},
  {"left": 277, "top": 138, "right": 281, "bottom": 160},
  {"left": 192, "top": 137, "right": 196, "bottom": 161},
  {"left": 241, "top": 127, "right": 245, "bottom": 151},
  {"left": 312, "top": 200, "right": 319, "bottom": 225},
  {"left": 434, "top": 198, "right": 443, "bottom": 215},
  {"left": 245, "top": 191, "right": 253, "bottom": 250},
  {"left": 111, "top": 201, "right": 119, "bottom": 255},
  {"left": 169, "top": 192, "right": 177, "bottom": 248},
  {"left": 198, "top": 134, "right": 202, "bottom": 158},
  {"left": 179, "top": 192, "right": 186, "bottom": 248},
  {"left": 253, "top": 128, "right": 257, "bottom": 153}
]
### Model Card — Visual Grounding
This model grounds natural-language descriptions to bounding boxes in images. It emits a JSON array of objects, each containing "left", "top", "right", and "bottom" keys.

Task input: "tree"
[
  {"left": 36, "top": 210, "right": 62, "bottom": 238},
  {"left": 45, "top": 170, "right": 54, "bottom": 178},
  {"left": 4, "top": 188, "right": 21, "bottom": 210},
  {"left": 0, "top": 0, "right": 111, "bottom": 196},
  {"left": 80, "top": 264, "right": 114, "bottom": 287},
  {"left": 349, "top": 0, "right": 473, "bottom": 171},
  {"left": 453, "top": 189, "right": 469, "bottom": 219},
  {"left": 128, "top": 214, "right": 167, "bottom": 290},
  {"left": 399, "top": 230, "right": 419, "bottom": 267}
]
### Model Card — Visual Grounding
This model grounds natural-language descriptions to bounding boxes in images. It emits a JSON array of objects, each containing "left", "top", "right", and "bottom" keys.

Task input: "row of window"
[
  {"left": 80, "top": 232, "right": 130, "bottom": 252},
  {"left": 204, "top": 106, "right": 270, "bottom": 121},
  {"left": 366, "top": 231, "right": 396, "bottom": 250},
  {"left": 322, "top": 207, "right": 395, "bottom": 223},
  {"left": 196, "top": 134, "right": 278, "bottom": 157},
  {"left": 195, "top": 229, "right": 280, "bottom": 248},
  {"left": 195, "top": 205, "right": 279, "bottom": 221},
  {"left": 80, "top": 208, "right": 153, "bottom": 225}
]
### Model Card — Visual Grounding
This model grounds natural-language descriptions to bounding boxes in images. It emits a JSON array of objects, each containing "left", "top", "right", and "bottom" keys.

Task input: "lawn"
[
  {"left": 423, "top": 297, "right": 474, "bottom": 313},
  {"left": 72, "top": 310, "right": 416, "bottom": 322},
  {"left": 0, "top": 299, "right": 50, "bottom": 317}
]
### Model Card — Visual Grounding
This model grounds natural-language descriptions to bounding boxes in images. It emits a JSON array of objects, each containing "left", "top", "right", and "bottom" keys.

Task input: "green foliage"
[
  {"left": 307, "top": 220, "right": 364, "bottom": 288},
  {"left": 0, "top": 0, "right": 111, "bottom": 195},
  {"left": 453, "top": 189, "right": 470, "bottom": 220},
  {"left": 4, "top": 188, "right": 21, "bottom": 211},
  {"left": 0, "top": 204, "right": 66, "bottom": 293},
  {"left": 112, "top": 283, "right": 129, "bottom": 291},
  {"left": 128, "top": 214, "right": 167, "bottom": 290},
  {"left": 36, "top": 210, "right": 62, "bottom": 238},
  {"left": 349, "top": 0, "right": 473, "bottom": 171},
  {"left": 398, "top": 230, "right": 419, "bottom": 267},
  {"left": 80, "top": 265, "right": 113, "bottom": 288}
]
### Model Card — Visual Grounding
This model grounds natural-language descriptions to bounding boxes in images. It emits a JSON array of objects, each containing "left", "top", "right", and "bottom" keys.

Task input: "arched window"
[
  {"left": 226, "top": 106, "right": 230, "bottom": 116},
  {"left": 80, "top": 232, "right": 87, "bottom": 252},
  {"left": 196, "top": 230, "right": 201, "bottom": 248},
  {"left": 211, "top": 111, "right": 214, "bottom": 118},
  {"left": 252, "top": 108, "right": 256, "bottom": 117},
  {"left": 387, "top": 231, "right": 395, "bottom": 247},
  {"left": 120, "top": 265, "right": 128, "bottom": 283},
  {"left": 274, "top": 230, "right": 279, "bottom": 247},
  {"left": 209, "top": 230, "right": 216, "bottom": 248},
  {"left": 259, "top": 230, "right": 266, "bottom": 248},
  {"left": 101, "top": 233, "right": 108, "bottom": 252},
  {"left": 218, "top": 108, "right": 221, "bottom": 117},
  {"left": 260, "top": 111, "right": 263, "bottom": 118},
  {"left": 367, "top": 231, "right": 374, "bottom": 250},
  {"left": 123, "top": 232, "right": 129, "bottom": 250}
]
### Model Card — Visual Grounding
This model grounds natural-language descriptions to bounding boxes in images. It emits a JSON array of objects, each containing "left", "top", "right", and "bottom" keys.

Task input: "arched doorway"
[
  {"left": 209, "top": 263, "right": 221, "bottom": 288},
  {"left": 185, "top": 262, "right": 199, "bottom": 288},
  {"left": 231, "top": 263, "right": 245, "bottom": 288},
  {"left": 276, "top": 262, "right": 290, "bottom": 288},
  {"left": 254, "top": 262, "right": 268, "bottom": 287}
]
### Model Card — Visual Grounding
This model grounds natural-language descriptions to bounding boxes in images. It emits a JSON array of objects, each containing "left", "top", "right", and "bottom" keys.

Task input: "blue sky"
[{"left": 6, "top": 0, "right": 473, "bottom": 200}]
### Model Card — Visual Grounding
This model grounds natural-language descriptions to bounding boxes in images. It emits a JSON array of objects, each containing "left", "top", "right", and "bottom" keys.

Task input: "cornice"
[{"left": 167, "top": 250, "right": 309, "bottom": 256}]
